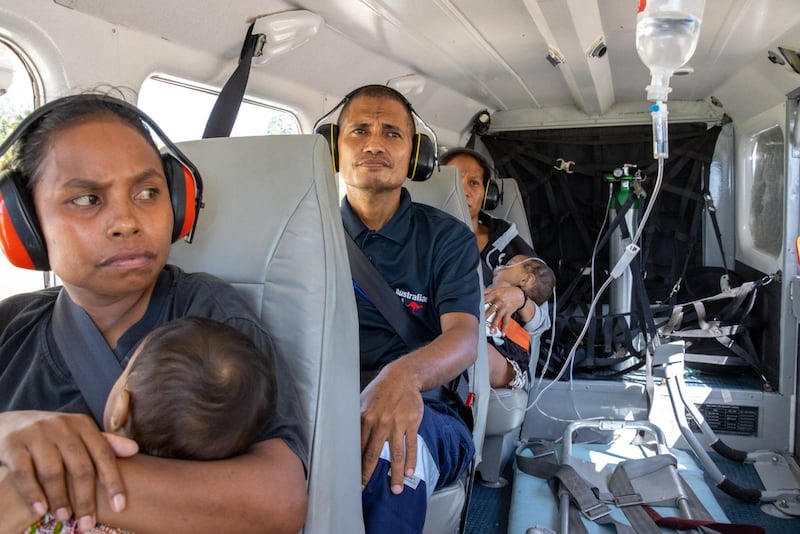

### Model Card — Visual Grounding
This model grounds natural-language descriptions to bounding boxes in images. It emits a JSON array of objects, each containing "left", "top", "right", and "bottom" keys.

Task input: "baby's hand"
[{"left": 102, "top": 433, "right": 139, "bottom": 458}]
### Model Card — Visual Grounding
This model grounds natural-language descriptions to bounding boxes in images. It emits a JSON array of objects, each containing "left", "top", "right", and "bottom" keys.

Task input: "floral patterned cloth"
[{"left": 24, "top": 514, "right": 131, "bottom": 534}]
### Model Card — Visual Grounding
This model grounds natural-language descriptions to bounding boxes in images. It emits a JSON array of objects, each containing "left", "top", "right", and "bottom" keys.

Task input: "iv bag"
[{"left": 636, "top": 0, "right": 705, "bottom": 101}]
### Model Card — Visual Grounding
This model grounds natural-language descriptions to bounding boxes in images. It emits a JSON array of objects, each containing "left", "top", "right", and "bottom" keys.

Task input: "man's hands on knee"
[
  {"left": 360, "top": 365, "right": 423, "bottom": 494},
  {"left": 0, "top": 411, "right": 138, "bottom": 529}
]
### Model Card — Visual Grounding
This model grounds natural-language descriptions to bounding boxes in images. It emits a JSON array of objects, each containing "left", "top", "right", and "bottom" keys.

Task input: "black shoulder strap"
[
  {"left": 344, "top": 232, "right": 435, "bottom": 350},
  {"left": 202, "top": 22, "right": 262, "bottom": 139},
  {"left": 346, "top": 232, "right": 474, "bottom": 429},
  {"left": 50, "top": 289, "right": 125, "bottom": 425}
]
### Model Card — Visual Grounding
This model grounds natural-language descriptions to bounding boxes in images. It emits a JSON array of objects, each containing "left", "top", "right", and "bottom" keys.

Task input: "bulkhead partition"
[{"left": 168, "top": 134, "right": 364, "bottom": 534}]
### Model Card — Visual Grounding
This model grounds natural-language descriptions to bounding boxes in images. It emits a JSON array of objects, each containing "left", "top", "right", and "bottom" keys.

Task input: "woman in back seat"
[{"left": 442, "top": 148, "right": 554, "bottom": 388}]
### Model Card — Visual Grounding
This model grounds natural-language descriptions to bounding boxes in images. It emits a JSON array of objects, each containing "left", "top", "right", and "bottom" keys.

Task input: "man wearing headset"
[{"left": 334, "top": 85, "right": 481, "bottom": 533}]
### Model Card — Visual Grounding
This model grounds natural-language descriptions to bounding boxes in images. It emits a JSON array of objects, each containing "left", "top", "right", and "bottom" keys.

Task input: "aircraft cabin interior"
[{"left": 2, "top": 1, "right": 800, "bottom": 533}]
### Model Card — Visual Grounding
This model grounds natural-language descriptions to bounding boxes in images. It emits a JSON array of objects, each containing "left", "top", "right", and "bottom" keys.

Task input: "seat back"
[
  {"left": 486, "top": 177, "right": 533, "bottom": 248},
  {"left": 169, "top": 135, "right": 364, "bottom": 534},
  {"left": 477, "top": 177, "right": 542, "bottom": 487},
  {"left": 404, "top": 165, "right": 490, "bottom": 533}
]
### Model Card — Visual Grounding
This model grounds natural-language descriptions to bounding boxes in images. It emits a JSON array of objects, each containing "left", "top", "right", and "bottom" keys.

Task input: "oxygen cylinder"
[{"left": 608, "top": 175, "right": 639, "bottom": 320}]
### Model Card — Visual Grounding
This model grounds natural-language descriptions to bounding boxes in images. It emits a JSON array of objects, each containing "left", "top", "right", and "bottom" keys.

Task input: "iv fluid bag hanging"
[
  {"left": 636, "top": 0, "right": 704, "bottom": 158},
  {"left": 636, "top": 0, "right": 704, "bottom": 101}
]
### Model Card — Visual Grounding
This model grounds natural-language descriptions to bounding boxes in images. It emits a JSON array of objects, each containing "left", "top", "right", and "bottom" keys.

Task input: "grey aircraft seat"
[
  {"left": 169, "top": 135, "right": 364, "bottom": 534},
  {"left": 486, "top": 177, "right": 534, "bottom": 248},
  {"left": 404, "top": 165, "right": 490, "bottom": 534},
  {"left": 479, "top": 176, "right": 538, "bottom": 487}
]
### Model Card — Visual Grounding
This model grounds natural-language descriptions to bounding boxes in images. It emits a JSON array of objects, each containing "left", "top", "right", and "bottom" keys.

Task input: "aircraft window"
[
  {"left": 748, "top": 125, "right": 784, "bottom": 257},
  {"left": 138, "top": 75, "right": 300, "bottom": 143},
  {"left": 0, "top": 38, "right": 51, "bottom": 300}
]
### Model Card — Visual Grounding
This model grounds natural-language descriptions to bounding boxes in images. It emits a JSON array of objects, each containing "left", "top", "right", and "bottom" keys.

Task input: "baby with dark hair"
[
  {"left": 486, "top": 255, "right": 555, "bottom": 389},
  {"left": 103, "top": 315, "right": 276, "bottom": 460},
  {"left": 24, "top": 316, "right": 276, "bottom": 533}
]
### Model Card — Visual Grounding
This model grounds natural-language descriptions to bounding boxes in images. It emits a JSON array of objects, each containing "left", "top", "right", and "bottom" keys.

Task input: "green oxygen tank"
[{"left": 605, "top": 165, "right": 642, "bottom": 322}]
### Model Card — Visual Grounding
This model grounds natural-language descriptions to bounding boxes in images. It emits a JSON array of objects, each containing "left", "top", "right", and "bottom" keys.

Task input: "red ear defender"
[
  {"left": 162, "top": 154, "right": 199, "bottom": 242},
  {"left": 176, "top": 164, "right": 198, "bottom": 241},
  {"left": 0, "top": 170, "right": 49, "bottom": 271},
  {"left": 0, "top": 189, "right": 36, "bottom": 270}
]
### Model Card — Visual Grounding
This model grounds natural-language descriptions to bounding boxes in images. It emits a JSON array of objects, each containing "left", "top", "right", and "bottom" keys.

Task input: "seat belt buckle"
[
  {"left": 581, "top": 502, "right": 611, "bottom": 521},
  {"left": 614, "top": 493, "right": 645, "bottom": 507}
]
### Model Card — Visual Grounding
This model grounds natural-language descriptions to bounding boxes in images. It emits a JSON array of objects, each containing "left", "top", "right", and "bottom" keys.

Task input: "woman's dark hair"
[
  {"left": 10, "top": 92, "right": 160, "bottom": 189},
  {"left": 440, "top": 147, "right": 492, "bottom": 188},
  {"left": 125, "top": 316, "right": 277, "bottom": 460}
]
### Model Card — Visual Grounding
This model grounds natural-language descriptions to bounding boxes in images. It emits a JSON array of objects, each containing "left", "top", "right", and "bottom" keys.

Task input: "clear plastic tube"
[{"left": 651, "top": 101, "right": 669, "bottom": 159}]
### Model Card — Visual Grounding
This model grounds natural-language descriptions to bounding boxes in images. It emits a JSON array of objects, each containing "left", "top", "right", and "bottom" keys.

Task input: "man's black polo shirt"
[{"left": 341, "top": 188, "right": 481, "bottom": 371}]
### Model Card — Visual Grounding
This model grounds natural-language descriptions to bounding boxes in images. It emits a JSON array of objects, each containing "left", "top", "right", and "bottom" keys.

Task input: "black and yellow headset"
[
  {"left": 314, "top": 84, "right": 437, "bottom": 181},
  {"left": 0, "top": 94, "right": 203, "bottom": 271},
  {"left": 440, "top": 147, "right": 502, "bottom": 211}
]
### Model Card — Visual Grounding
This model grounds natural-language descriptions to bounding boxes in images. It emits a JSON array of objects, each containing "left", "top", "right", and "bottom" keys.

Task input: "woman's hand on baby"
[
  {"left": 484, "top": 285, "right": 525, "bottom": 334},
  {"left": 0, "top": 411, "right": 137, "bottom": 530}
]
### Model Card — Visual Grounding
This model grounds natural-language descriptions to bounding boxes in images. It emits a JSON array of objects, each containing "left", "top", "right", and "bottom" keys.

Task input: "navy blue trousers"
[{"left": 362, "top": 401, "right": 474, "bottom": 534}]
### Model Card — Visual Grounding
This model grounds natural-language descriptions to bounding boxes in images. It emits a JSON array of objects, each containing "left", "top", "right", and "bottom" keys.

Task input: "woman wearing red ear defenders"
[
  {"left": 0, "top": 93, "right": 307, "bottom": 534},
  {"left": 442, "top": 147, "right": 554, "bottom": 388}
]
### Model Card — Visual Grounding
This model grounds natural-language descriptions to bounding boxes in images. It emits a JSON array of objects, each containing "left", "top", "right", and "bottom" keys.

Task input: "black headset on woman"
[{"left": 440, "top": 147, "right": 502, "bottom": 210}]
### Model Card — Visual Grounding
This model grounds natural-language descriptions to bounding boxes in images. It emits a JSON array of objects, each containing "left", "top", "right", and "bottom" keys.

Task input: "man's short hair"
[{"left": 338, "top": 84, "right": 416, "bottom": 136}]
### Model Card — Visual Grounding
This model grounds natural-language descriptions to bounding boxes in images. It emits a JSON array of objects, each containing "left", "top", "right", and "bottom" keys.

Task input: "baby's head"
[
  {"left": 103, "top": 316, "right": 276, "bottom": 460},
  {"left": 493, "top": 254, "right": 555, "bottom": 305}
]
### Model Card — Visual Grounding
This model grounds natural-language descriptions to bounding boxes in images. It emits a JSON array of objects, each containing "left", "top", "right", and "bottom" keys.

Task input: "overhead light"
[
  {"left": 250, "top": 10, "right": 323, "bottom": 64},
  {"left": 473, "top": 109, "right": 491, "bottom": 136},
  {"left": 587, "top": 36, "right": 607, "bottom": 59},
  {"left": 546, "top": 46, "right": 565, "bottom": 67},
  {"left": 768, "top": 50, "right": 786, "bottom": 65},
  {"left": 386, "top": 74, "right": 426, "bottom": 98},
  {"left": 779, "top": 46, "right": 800, "bottom": 75}
]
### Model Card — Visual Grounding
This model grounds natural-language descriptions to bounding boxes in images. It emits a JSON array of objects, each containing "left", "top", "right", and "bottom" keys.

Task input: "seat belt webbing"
[
  {"left": 609, "top": 454, "right": 766, "bottom": 533},
  {"left": 517, "top": 441, "right": 765, "bottom": 534},
  {"left": 515, "top": 442, "right": 636, "bottom": 534},
  {"left": 50, "top": 289, "right": 124, "bottom": 425},
  {"left": 202, "top": 22, "right": 261, "bottom": 139},
  {"left": 608, "top": 456, "right": 674, "bottom": 534},
  {"left": 344, "top": 233, "right": 435, "bottom": 350}
]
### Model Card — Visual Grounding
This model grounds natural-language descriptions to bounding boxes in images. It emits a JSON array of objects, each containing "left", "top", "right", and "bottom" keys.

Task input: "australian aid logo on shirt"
[{"left": 396, "top": 288, "right": 428, "bottom": 314}]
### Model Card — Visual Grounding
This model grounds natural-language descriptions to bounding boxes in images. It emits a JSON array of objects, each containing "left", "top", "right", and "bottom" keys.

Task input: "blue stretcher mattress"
[{"left": 509, "top": 440, "right": 728, "bottom": 533}]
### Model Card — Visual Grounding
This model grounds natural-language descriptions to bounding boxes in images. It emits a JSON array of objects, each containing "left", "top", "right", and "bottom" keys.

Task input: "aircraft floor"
[
  {"left": 464, "top": 448, "right": 800, "bottom": 533},
  {"left": 465, "top": 466, "right": 513, "bottom": 534}
]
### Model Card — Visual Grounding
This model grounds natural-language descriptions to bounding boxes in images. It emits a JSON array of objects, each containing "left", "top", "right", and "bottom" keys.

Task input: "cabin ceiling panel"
[
  {"left": 291, "top": 0, "right": 549, "bottom": 111},
  {"left": 49, "top": 0, "right": 800, "bottom": 130}
]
